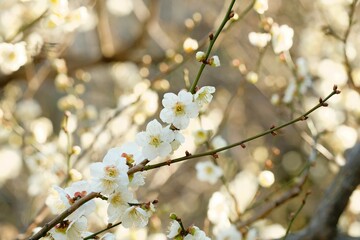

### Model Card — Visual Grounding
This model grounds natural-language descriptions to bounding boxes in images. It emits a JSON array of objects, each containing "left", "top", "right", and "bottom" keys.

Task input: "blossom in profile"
[
  {"left": 90, "top": 148, "right": 130, "bottom": 194},
  {"left": 271, "top": 24, "right": 294, "bottom": 54},
  {"left": 0, "top": 42, "right": 27, "bottom": 74},
  {"left": 49, "top": 216, "right": 87, "bottom": 240},
  {"left": 46, "top": 181, "right": 95, "bottom": 221},
  {"left": 254, "top": 0, "right": 268, "bottom": 14},
  {"left": 248, "top": 32, "right": 271, "bottom": 48},
  {"left": 194, "top": 86, "right": 216, "bottom": 107},
  {"left": 209, "top": 55, "right": 220, "bottom": 67},
  {"left": 160, "top": 90, "right": 199, "bottom": 130},
  {"left": 196, "top": 161, "right": 223, "bottom": 184},
  {"left": 121, "top": 205, "right": 150, "bottom": 228},
  {"left": 167, "top": 220, "right": 182, "bottom": 238},
  {"left": 184, "top": 226, "right": 211, "bottom": 240},
  {"left": 136, "top": 119, "right": 175, "bottom": 160}
]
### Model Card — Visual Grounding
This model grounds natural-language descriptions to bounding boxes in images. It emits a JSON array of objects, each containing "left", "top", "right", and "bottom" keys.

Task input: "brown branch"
[
  {"left": 28, "top": 192, "right": 101, "bottom": 240},
  {"left": 236, "top": 169, "right": 308, "bottom": 230},
  {"left": 285, "top": 143, "right": 360, "bottom": 240}
]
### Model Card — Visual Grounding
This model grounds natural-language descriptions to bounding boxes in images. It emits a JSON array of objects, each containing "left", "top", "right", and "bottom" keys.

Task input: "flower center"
[
  {"left": 122, "top": 152, "right": 134, "bottom": 164},
  {"left": 150, "top": 135, "right": 161, "bottom": 147},
  {"left": 174, "top": 102, "right": 185, "bottom": 116},
  {"left": 205, "top": 166, "right": 214, "bottom": 174},
  {"left": 105, "top": 165, "right": 119, "bottom": 178}
]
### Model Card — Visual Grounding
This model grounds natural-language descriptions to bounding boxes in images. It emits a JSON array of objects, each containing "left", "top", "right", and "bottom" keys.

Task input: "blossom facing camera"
[
  {"left": 254, "top": 0, "right": 269, "bottom": 14},
  {"left": 209, "top": 55, "right": 220, "bottom": 67},
  {"left": 0, "top": 42, "right": 27, "bottom": 74},
  {"left": 194, "top": 86, "right": 216, "bottom": 107},
  {"left": 195, "top": 161, "right": 223, "bottom": 184},
  {"left": 160, "top": 90, "right": 199, "bottom": 130},
  {"left": 136, "top": 119, "right": 175, "bottom": 160}
]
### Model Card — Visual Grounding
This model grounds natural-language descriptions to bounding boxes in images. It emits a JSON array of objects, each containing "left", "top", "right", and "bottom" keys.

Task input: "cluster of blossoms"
[{"left": 41, "top": 84, "right": 216, "bottom": 239}]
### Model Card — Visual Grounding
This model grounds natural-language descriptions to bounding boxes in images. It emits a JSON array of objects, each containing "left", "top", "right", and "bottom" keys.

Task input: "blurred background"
[{"left": 0, "top": 0, "right": 360, "bottom": 239}]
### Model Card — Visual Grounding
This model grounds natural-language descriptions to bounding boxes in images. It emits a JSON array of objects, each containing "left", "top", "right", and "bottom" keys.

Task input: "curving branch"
[{"left": 285, "top": 143, "right": 360, "bottom": 240}]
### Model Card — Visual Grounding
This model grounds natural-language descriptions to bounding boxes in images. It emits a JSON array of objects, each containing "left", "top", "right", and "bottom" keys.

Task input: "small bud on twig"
[{"left": 209, "top": 33, "right": 214, "bottom": 40}]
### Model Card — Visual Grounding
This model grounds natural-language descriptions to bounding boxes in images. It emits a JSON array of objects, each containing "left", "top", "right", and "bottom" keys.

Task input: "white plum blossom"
[
  {"left": 211, "top": 136, "right": 228, "bottom": 150},
  {"left": 128, "top": 172, "right": 146, "bottom": 190},
  {"left": 194, "top": 86, "right": 216, "bottom": 107},
  {"left": 271, "top": 24, "right": 294, "bottom": 54},
  {"left": 283, "top": 79, "right": 297, "bottom": 103},
  {"left": 184, "top": 226, "right": 211, "bottom": 240},
  {"left": 253, "top": 0, "right": 268, "bottom": 14},
  {"left": 160, "top": 90, "right": 199, "bottom": 130},
  {"left": 107, "top": 189, "right": 134, "bottom": 223},
  {"left": 90, "top": 148, "right": 130, "bottom": 194},
  {"left": 196, "top": 51, "right": 206, "bottom": 62},
  {"left": 183, "top": 38, "right": 199, "bottom": 53},
  {"left": 248, "top": 32, "right": 271, "bottom": 48},
  {"left": 215, "top": 225, "right": 242, "bottom": 240},
  {"left": 193, "top": 129, "right": 211, "bottom": 146},
  {"left": 0, "top": 42, "right": 27, "bottom": 74},
  {"left": 209, "top": 55, "right": 220, "bottom": 67},
  {"left": 46, "top": 181, "right": 95, "bottom": 221},
  {"left": 196, "top": 161, "right": 223, "bottom": 184},
  {"left": 101, "top": 233, "right": 116, "bottom": 240},
  {"left": 49, "top": 216, "right": 87, "bottom": 240},
  {"left": 136, "top": 119, "right": 175, "bottom": 160},
  {"left": 167, "top": 220, "right": 182, "bottom": 238},
  {"left": 121, "top": 205, "right": 150, "bottom": 228},
  {"left": 258, "top": 170, "right": 275, "bottom": 188},
  {"left": 207, "top": 191, "right": 231, "bottom": 224},
  {"left": 170, "top": 129, "right": 185, "bottom": 153}
]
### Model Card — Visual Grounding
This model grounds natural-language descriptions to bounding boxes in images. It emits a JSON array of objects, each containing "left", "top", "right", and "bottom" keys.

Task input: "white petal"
[
  {"left": 146, "top": 119, "right": 162, "bottom": 134},
  {"left": 162, "top": 93, "right": 177, "bottom": 108},
  {"left": 160, "top": 108, "right": 175, "bottom": 124}
]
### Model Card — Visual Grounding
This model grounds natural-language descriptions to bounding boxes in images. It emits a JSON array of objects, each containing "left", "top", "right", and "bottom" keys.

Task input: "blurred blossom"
[
  {"left": 246, "top": 71, "right": 259, "bottom": 84},
  {"left": 26, "top": 33, "right": 44, "bottom": 57},
  {"left": 253, "top": 0, "right": 268, "bottom": 14},
  {"left": 318, "top": 59, "right": 347, "bottom": 86},
  {"left": 195, "top": 161, "right": 223, "bottom": 184},
  {"left": 101, "top": 233, "right": 116, "bottom": 240},
  {"left": 193, "top": 129, "right": 211, "bottom": 146},
  {"left": 0, "top": 42, "right": 27, "bottom": 74},
  {"left": 271, "top": 94, "right": 280, "bottom": 105},
  {"left": 211, "top": 135, "right": 227, "bottom": 149},
  {"left": 208, "top": 192, "right": 231, "bottom": 224},
  {"left": 348, "top": 222, "right": 360, "bottom": 237},
  {"left": 248, "top": 32, "right": 271, "bottom": 48},
  {"left": 15, "top": 99, "right": 42, "bottom": 122},
  {"left": 271, "top": 24, "right": 294, "bottom": 54},
  {"left": 147, "top": 233, "right": 167, "bottom": 240},
  {"left": 258, "top": 223, "right": 286, "bottom": 238},
  {"left": 333, "top": 125, "right": 358, "bottom": 150},
  {"left": 228, "top": 171, "right": 258, "bottom": 213},
  {"left": 214, "top": 225, "right": 242, "bottom": 240},
  {"left": 47, "top": 0, "right": 69, "bottom": 16},
  {"left": 282, "top": 151, "right": 303, "bottom": 173},
  {"left": 30, "top": 117, "right": 53, "bottom": 143},
  {"left": 343, "top": 89, "right": 360, "bottom": 113},
  {"left": 349, "top": 189, "right": 360, "bottom": 214},
  {"left": 111, "top": 62, "right": 143, "bottom": 91},
  {"left": 282, "top": 79, "right": 297, "bottom": 103},
  {"left": 106, "top": 0, "right": 134, "bottom": 16},
  {"left": 0, "top": 148, "right": 22, "bottom": 186},
  {"left": 115, "top": 226, "right": 148, "bottom": 240},
  {"left": 64, "top": 7, "right": 91, "bottom": 32},
  {"left": 258, "top": 170, "right": 275, "bottom": 188},
  {"left": 58, "top": 94, "right": 84, "bottom": 110},
  {"left": 183, "top": 37, "right": 199, "bottom": 53},
  {"left": 296, "top": 58, "right": 313, "bottom": 94},
  {"left": 0, "top": 4, "right": 24, "bottom": 39}
]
